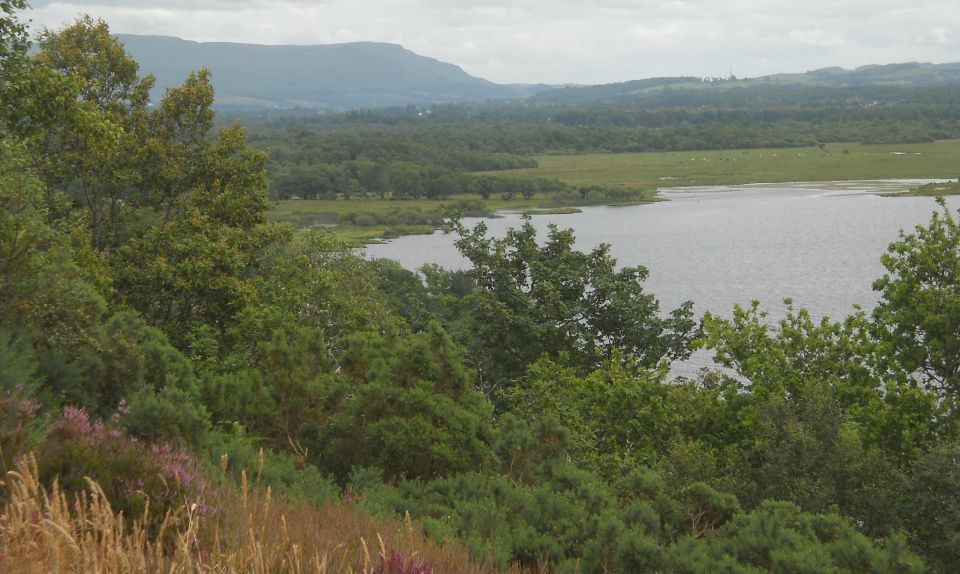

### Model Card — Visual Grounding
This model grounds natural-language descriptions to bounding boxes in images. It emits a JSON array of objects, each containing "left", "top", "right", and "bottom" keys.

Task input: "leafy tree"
[
  {"left": 113, "top": 116, "right": 280, "bottom": 349},
  {"left": 0, "top": 138, "right": 54, "bottom": 307},
  {"left": 734, "top": 384, "right": 905, "bottom": 537},
  {"left": 451, "top": 217, "right": 697, "bottom": 395},
  {"left": 701, "top": 301, "right": 952, "bottom": 462},
  {"left": 873, "top": 198, "right": 960, "bottom": 406},
  {"left": 0, "top": 139, "right": 110, "bottom": 403},
  {"left": 31, "top": 16, "right": 154, "bottom": 251},
  {"left": 503, "top": 356, "right": 680, "bottom": 474},
  {"left": 34, "top": 16, "right": 152, "bottom": 115},
  {"left": 0, "top": 1, "right": 28, "bottom": 55},
  {"left": 0, "top": 1, "right": 37, "bottom": 132}
]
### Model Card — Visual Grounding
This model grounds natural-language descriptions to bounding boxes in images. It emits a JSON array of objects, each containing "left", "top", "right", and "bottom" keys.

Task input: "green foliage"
[
  {"left": 207, "top": 427, "right": 339, "bottom": 507},
  {"left": 451, "top": 217, "right": 697, "bottom": 393},
  {"left": 112, "top": 118, "right": 281, "bottom": 349},
  {"left": 700, "top": 300, "right": 953, "bottom": 463},
  {"left": 35, "top": 16, "right": 152, "bottom": 116},
  {"left": 0, "top": 1, "right": 29, "bottom": 60},
  {"left": 733, "top": 385, "right": 905, "bottom": 537},
  {"left": 665, "top": 500, "right": 924, "bottom": 573},
  {"left": 0, "top": 344, "right": 42, "bottom": 477},
  {"left": 873, "top": 198, "right": 960, "bottom": 406},
  {"left": 316, "top": 324, "right": 493, "bottom": 482},
  {"left": 356, "top": 464, "right": 620, "bottom": 571},
  {"left": 900, "top": 440, "right": 960, "bottom": 571},
  {"left": 0, "top": 327, "right": 39, "bottom": 395},
  {"left": 503, "top": 357, "right": 681, "bottom": 473},
  {"left": 368, "top": 259, "right": 436, "bottom": 330},
  {"left": 0, "top": 139, "right": 89, "bottom": 334},
  {"left": 28, "top": 17, "right": 155, "bottom": 251},
  {"left": 701, "top": 301, "right": 877, "bottom": 399},
  {"left": 0, "top": 141, "right": 50, "bottom": 269}
]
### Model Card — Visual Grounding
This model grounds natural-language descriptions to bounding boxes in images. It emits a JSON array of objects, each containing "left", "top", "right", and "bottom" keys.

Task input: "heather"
[{"left": 2, "top": 4, "right": 960, "bottom": 572}]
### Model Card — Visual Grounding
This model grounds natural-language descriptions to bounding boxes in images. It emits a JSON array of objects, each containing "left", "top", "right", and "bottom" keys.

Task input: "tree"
[
  {"left": 111, "top": 72, "right": 280, "bottom": 350},
  {"left": 700, "top": 300, "right": 952, "bottom": 463},
  {"left": 901, "top": 439, "right": 960, "bottom": 571},
  {"left": 313, "top": 323, "right": 493, "bottom": 482},
  {"left": 141, "top": 68, "right": 215, "bottom": 218},
  {"left": 873, "top": 198, "right": 960, "bottom": 406},
  {"left": 34, "top": 16, "right": 152, "bottom": 116},
  {"left": 450, "top": 217, "right": 697, "bottom": 395},
  {"left": 502, "top": 356, "right": 680, "bottom": 474},
  {"left": 31, "top": 16, "right": 155, "bottom": 252},
  {"left": 0, "top": 1, "right": 29, "bottom": 86}
]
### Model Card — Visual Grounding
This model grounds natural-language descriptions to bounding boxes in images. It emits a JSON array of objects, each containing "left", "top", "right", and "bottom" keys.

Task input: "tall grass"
[{"left": 0, "top": 454, "right": 497, "bottom": 573}]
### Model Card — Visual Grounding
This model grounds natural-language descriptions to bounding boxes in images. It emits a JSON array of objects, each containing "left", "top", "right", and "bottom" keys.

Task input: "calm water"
[{"left": 365, "top": 181, "right": 958, "bottom": 374}]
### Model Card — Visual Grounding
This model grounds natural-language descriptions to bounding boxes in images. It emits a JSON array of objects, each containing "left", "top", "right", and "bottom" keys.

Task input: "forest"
[
  {"left": 2, "top": 4, "right": 960, "bottom": 572},
  {"left": 250, "top": 104, "right": 960, "bottom": 203},
  {"left": 234, "top": 77, "right": 960, "bottom": 211}
]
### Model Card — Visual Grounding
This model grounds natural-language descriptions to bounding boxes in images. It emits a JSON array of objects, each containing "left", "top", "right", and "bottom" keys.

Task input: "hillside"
[
  {"left": 116, "top": 34, "right": 538, "bottom": 109},
  {"left": 530, "top": 62, "right": 960, "bottom": 105},
  {"left": 114, "top": 34, "right": 960, "bottom": 111}
]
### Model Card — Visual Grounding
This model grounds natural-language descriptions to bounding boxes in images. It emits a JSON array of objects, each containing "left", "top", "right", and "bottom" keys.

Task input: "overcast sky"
[{"left": 22, "top": 0, "right": 960, "bottom": 85}]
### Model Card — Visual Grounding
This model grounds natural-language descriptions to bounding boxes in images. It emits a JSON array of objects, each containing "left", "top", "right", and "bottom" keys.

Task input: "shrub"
[
  {"left": 354, "top": 214, "right": 378, "bottom": 227},
  {"left": 37, "top": 406, "right": 210, "bottom": 534}
]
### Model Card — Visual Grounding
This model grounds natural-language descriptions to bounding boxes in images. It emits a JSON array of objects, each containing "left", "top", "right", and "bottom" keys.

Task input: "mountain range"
[
  {"left": 116, "top": 34, "right": 960, "bottom": 110},
  {"left": 116, "top": 34, "right": 544, "bottom": 109}
]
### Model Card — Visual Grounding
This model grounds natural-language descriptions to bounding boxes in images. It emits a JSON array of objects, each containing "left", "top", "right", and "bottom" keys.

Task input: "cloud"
[
  {"left": 21, "top": 0, "right": 960, "bottom": 84},
  {"left": 789, "top": 29, "right": 846, "bottom": 48},
  {"left": 928, "top": 27, "right": 952, "bottom": 45}
]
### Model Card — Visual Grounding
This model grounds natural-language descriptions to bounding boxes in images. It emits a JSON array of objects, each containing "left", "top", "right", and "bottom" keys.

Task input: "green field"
[
  {"left": 492, "top": 141, "right": 960, "bottom": 189},
  {"left": 270, "top": 141, "right": 960, "bottom": 243}
]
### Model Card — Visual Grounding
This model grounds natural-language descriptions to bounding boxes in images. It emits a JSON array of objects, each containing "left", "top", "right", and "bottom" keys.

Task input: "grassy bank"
[
  {"left": 901, "top": 180, "right": 960, "bottom": 196},
  {"left": 269, "top": 191, "right": 656, "bottom": 244},
  {"left": 269, "top": 141, "right": 960, "bottom": 243}
]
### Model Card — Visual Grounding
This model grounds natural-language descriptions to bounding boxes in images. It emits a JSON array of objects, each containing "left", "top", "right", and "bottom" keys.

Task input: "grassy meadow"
[
  {"left": 495, "top": 140, "right": 960, "bottom": 189},
  {"left": 269, "top": 141, "right": 960, "bottom": 243}
]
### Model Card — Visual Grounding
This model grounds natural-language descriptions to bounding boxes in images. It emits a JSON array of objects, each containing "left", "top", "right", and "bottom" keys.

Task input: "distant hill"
[
  {"left": 773, "top": 62, "right": 960, "bottom": 86},
  {"left": 530, "top": 62, "right": 960, "bottom": 105},
  {"left": 115, "top": 34, "right": 542, "bottom": 109},
  {"left": 113, "top": 36, "right": 960, "bottom": 112}
]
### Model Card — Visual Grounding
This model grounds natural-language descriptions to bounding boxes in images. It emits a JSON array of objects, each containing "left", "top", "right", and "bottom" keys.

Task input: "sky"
[{"left": 22, "top": 0, "right": 960, "bottom": 85}]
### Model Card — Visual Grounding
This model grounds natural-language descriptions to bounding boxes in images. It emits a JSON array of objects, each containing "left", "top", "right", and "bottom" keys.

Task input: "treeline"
[
  {"left": 241, "top": 84, "right": 960, "bottom": 201},
  {"left": 254, "top": 128, "right": 649, "bottom": 202},
  {"left": 3, "top": 8, "right": 960, "bottom": 573}
]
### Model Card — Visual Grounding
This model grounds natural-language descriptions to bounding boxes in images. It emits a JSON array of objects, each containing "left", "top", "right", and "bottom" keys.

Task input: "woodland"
[{"left": 2, "top": 3, "right": 960, "bottom": 572}]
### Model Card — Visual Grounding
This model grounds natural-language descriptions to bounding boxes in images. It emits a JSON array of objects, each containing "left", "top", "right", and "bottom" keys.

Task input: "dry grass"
[{"left": 0, "top": 455, "right": 497, "bottom": 573}]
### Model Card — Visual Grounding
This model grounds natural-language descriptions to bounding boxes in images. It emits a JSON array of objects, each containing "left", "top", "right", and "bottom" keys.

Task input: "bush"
[
  {"left": 37, "top": 406, "right": 211, "bottom": 534},
  {"left": 354, "top": 214, "right": 378, "bottom": 227}
]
